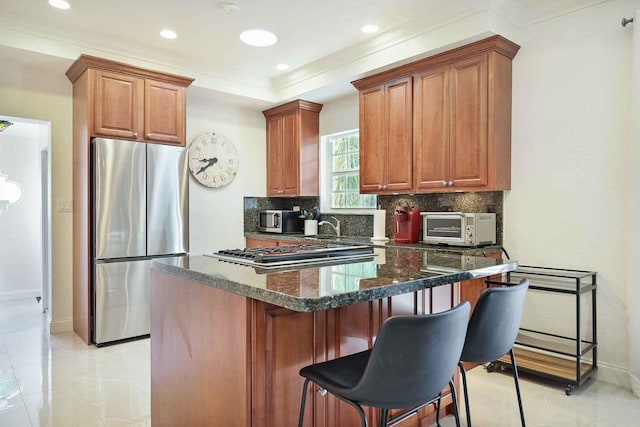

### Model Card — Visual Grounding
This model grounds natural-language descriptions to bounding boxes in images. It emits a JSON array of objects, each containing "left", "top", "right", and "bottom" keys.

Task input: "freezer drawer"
[{"left": 94, "top": 259, "right": 151, "bottom": 344}]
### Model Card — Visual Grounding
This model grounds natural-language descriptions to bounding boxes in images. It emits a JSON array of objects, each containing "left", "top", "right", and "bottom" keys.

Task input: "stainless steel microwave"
[
  {"left": 257, "top": 210, "right": 303, "bottom": 234},
  {"left": 421, "top": 212, "right": 496, "bottom": 247}
]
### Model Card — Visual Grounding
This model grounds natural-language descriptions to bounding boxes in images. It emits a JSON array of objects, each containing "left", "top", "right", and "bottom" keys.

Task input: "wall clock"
[{"left": 188, "top": 132, "right": 239, "bottom": 188}]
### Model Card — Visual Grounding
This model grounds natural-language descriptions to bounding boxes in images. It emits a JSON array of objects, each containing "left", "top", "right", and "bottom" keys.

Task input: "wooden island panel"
[{"left": 151, "top": 268, "right": 460, "bottom": 427}]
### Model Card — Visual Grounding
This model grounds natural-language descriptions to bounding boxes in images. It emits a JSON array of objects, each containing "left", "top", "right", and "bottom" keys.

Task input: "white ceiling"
[{"left": 0, "top": 0, "right": 606, "bottom": 107}]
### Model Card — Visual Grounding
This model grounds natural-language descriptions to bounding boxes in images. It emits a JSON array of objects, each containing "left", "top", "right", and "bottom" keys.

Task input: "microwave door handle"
[{"left": 274, "top": 213, "right": 280, "bottom": 228}]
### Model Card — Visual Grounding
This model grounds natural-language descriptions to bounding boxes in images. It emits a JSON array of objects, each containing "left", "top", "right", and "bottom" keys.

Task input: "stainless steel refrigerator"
[{"left": 92, "top": 137, "right": 188, "bottom": 345}]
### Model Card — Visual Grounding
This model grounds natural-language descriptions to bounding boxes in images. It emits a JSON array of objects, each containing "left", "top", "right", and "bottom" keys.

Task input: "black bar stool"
[
  {"left": 297, "top": 302, "right": 471, "bottom": 427},
  {"left": 456, "top": 278, "right": 529, "bottom": 427}
]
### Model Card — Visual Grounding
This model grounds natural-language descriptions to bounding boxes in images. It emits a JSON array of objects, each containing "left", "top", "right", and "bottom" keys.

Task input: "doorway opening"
[{"left": 0, "top": 115, "right": 52, "bottom": 334}]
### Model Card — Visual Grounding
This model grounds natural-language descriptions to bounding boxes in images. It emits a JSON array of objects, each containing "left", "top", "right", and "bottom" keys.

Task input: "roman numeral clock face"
[{"left": 188, "top": 132, "right": 239, "bottom": 188}]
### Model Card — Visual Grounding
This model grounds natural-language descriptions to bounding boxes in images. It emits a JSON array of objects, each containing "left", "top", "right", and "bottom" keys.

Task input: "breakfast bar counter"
[{"left": 150, "top": 248, "right": 518, "bottom": 427}]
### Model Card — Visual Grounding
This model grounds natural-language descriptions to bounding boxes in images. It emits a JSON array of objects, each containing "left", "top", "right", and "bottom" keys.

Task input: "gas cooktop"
[{"left": 207, "top": 244, "right": 375, "bottom": 268}]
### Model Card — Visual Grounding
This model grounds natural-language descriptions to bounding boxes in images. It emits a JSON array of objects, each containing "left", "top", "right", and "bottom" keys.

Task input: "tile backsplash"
[{"left": 244, "top": 191, "right": 503, "bottom": 243}]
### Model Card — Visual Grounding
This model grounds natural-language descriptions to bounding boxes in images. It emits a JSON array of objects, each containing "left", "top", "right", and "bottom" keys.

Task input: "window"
[{"left": 321, "top": 130, "right": 376, "bottom": 212}]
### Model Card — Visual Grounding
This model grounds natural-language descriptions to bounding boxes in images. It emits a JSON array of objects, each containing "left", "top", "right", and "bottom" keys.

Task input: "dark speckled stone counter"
[{"left": 153, "top": 247, "right": 518, "bottom": 312}]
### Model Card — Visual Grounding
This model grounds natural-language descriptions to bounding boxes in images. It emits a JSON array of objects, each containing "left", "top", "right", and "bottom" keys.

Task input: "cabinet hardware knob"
[
  {"left": 133, "top": 132, "right": 138, "bottom": 138},
  {"left": 146, "top": 133, "right": 151, "bottom": 138},
  {"left": 318, "top": 388, "right": 328, "bottom": 396},
  {"left": 448, "top": 181, "right": 453, "bottom": 186},
  {"left": 378, "top": 185, "right": 382, "bottom": 189},
  {"left": 442, "top": 181, "right": 447, "bottom": 186}
]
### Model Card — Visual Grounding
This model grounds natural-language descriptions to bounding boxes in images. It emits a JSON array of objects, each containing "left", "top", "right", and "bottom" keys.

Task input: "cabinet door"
[
  {"left": 384, "top": 77, "right": 413, "bottom": 192},
  {"left": 449, "top": 54, "right": 488, "bottom": 188},
  {"left": 94, "top": 70, "right": 143, "bottom": 140},
  {"left": 266, "top": 114, "right": 284, "bottom": 196},
  {"left": 252, "top": 303, "right": 318, "bottom": 427},
  {"left": 359, "top": 85, "right": 386, "bottom": 193},
  {"left": 144, "top": 79, "right": 185, "bottom": 145},
  {"left": 282, "top": 110, "right": 300, "bottom": 195},
  {"left": 414, "top": 66, "right": 450, "bottom": 190}
]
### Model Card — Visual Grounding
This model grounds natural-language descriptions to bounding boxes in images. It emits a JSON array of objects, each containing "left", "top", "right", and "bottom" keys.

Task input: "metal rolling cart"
[{"left": 487, "top": 265, "right": 597, "bottom": 395}]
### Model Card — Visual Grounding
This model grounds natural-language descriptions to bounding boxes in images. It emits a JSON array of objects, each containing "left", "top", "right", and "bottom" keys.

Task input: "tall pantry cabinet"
[{"left": 66, "top": 55, "right": 193, "bottom": 344}]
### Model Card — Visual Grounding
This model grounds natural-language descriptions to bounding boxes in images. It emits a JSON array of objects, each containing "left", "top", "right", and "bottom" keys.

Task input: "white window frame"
[{"left": 320, "top": 129, "right": 376, "bottom": 215}]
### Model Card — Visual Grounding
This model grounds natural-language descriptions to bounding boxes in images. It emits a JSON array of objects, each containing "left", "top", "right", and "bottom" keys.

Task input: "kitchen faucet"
[{"left": 318, "top": 216, "right": 341, "bottom": 237}]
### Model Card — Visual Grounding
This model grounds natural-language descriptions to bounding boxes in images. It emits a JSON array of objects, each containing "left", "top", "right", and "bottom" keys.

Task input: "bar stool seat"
[{"left": 298, "top": 302, "right": 471, "bottom": 427}]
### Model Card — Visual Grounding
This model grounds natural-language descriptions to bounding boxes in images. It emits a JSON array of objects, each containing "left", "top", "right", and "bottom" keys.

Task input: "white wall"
[
  {"left": 0, "top": 58, "right": 73, "bottom": 333},
  {"left": 0, "top": 121, "right": 43, "bottom": 299},
  {"left": 506, "top": 0, "right": 639, "bottom": 387},
  {"left": 319, "top": 93, "right": 359, "bottom": 136},
  {"left": 186, "top": 90, "right": 267, "bottom": 253}
]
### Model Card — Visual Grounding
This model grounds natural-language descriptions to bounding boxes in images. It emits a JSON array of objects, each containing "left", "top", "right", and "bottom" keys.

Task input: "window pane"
[
  {"left": 333, "top": 137, "right": 347, "bottom": 155},
  {"left": 349, "top": 153, "right": 360, "bottom": 169},
  {"left": 333, "top": 154, "right": 347, "bottom": 172},
  {"left": 363, "top": 194, "right": 377, "bottom": 208},
  {"left": 346, "top": 192, "right": 361, "bottom": 208},
  {"left": 346, "top": 174, "right": 359, "bottom": 190},
  {"left": 332, "top": 175, "right": 345, "bottom": 191},
  {"left": 348, "top": 136, "right": 359, "bottom": 152},
  {"left": 332, "top": 192, "right": 345, "bottom": 208}
]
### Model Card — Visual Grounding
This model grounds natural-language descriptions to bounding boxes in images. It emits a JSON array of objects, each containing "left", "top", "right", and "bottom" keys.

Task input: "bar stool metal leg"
[
  {"left": 510, "top": 349, "right": 526, "bottom": 427},
  {"left": 298, "top": 379, "right": 311, "bottom": 427},
  {"left": 449, "top": 379, "right": 462, "bottom": 427},
  {"left": 379, "top": 408, "right": 389, "bottom": 427},
  {"left": 459, "top": 361, "right": 473, "bottom": 427}
]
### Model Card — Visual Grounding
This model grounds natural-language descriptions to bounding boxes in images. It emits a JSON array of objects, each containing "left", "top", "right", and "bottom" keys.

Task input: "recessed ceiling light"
[
  {"left": 48, "top": 0, "right": 71, "bottom": 10},
  {"left": 275, "top": 63, "right": 290, "bottom": 70},
  {"left": 361, "top": 24, "right": 379, "bottom": 34},
  {"left": 160, "top": 29, "right": 177, "bottom": 39},
  {"left": 240, "top": 29, "right": 277, "bottom": 47}
]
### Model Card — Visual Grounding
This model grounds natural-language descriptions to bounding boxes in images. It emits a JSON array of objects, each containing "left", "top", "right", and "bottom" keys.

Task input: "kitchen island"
[{"left": 150, "top": 247, "right": 517, "bottom": 427}]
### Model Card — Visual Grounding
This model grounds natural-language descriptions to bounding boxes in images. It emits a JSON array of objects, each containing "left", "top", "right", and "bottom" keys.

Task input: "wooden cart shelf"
[{"left": 497, "top": 347, "right": 594, "bottom": 382}]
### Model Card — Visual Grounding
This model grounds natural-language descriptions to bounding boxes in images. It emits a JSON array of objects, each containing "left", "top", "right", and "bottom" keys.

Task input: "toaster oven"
[{"left": 421, "top": 212, "right": 496, "bottom": 247}]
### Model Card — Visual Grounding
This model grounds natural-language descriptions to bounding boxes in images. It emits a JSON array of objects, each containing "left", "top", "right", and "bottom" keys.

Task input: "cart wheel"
[
  {"left": 486, "top": 362, "right": 496, "bottom": 373},
  {"left": 565, "top": 384, "right": 574, "bottom": 396}
]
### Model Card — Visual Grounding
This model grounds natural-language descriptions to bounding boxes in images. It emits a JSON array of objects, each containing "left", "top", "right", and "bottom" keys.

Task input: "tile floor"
[{"left": 1, "top": 298, "right": 639, "bottom": 426}]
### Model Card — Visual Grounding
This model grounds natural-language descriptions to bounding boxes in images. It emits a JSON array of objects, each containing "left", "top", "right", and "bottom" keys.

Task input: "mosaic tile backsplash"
[{"left": 244, "top": 192, "right": 503, "bottom": 244}]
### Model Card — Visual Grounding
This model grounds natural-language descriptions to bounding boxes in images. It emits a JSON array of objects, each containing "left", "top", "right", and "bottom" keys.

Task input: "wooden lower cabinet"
[{"left": 151, "top": 269, "right": 460, "bottom": 427}]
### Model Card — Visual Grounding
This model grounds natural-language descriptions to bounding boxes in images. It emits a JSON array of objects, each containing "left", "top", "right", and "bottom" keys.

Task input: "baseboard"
[
  {"left": 0, "top": 288, "right": 40, "bottom": 302},
  {"left": 49, "top": 317, "right": 73, "bottom": 334},
  {"left": 592, "top": 362, "right": 632, "bottom": 390}
]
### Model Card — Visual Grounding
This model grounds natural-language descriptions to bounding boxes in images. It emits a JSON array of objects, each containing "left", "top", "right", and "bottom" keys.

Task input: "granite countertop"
[
  {"left": 153, "top": 247, "right": 518, "bottom": 313},
  {"left": 244, "top": 231, "right": 505, "bottom": 256}
]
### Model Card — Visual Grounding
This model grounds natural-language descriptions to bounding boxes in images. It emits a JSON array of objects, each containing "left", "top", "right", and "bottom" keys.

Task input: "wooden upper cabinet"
[
  {"left": 144, "top": 79, "right": 186, "bottom": 144},
  {"left": 66, "top": 54, "right": 193, "bottom": 146},
  {"left": 359, "top": 77, "right": 413, "bottom": 194},
  {"left": 353, "top": 35, "right": 519, "bottom": 194},
  {"left": 448, "top": 54, "right": 488, "bottom": 189},
  {"left": 263, "top": 100, "right": 323, "bottom": 197},
  {"left": 414, "top": 55, "right": 489, "bottom": 191},
  {"left": 94, "top": 70, "right": 143, "bottom": 140}
]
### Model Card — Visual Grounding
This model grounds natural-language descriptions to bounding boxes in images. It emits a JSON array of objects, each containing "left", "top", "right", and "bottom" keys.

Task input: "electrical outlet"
[{"left": 57, "top": 200, "right": 72, "bottom": 212}]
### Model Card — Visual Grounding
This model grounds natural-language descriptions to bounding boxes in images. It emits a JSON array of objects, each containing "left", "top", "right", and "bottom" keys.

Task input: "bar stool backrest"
[
  {"left": 461, "top": 279, "right": 529, "bottom": 363},
  {"left": 348, "top": 302, "right": 470, "bottom": 409}
]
